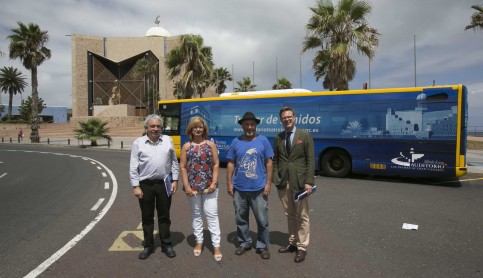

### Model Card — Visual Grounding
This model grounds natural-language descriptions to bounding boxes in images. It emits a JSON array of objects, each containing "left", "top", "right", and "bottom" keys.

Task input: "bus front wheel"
[{"left": 321, "top": 150, "right": 351, "bottom": 178}]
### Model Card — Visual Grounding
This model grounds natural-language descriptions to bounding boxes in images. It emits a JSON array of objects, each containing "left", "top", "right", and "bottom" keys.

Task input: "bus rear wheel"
[{"left": 321, "top": 149, "right": 351, "bottom": 178}]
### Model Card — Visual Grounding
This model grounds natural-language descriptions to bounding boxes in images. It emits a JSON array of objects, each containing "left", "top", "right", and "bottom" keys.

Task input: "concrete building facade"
[
  {"left": 71, "top": 31, "right": 172, "bottom": 123},
  {"left": 70, "top": 25, "right": 216, "bottom": 127}
]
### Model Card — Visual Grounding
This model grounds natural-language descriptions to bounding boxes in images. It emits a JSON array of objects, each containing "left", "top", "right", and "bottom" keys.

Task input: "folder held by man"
[{"left": 294, "top": 185, "right": 317, "bottom": 202}]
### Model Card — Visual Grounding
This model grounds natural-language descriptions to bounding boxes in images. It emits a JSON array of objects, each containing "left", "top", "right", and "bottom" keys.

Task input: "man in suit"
[{"left": 272, "top": 106, "right": 315, "bottom": 263}]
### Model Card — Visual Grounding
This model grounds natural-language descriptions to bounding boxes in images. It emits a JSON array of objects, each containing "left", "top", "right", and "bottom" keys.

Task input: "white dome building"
[
  {"left": 145, "top": 26, "right": 171, "bottom": 37},
  {"left": 145, "top": 16, "right": 171, "bottom": 37}
]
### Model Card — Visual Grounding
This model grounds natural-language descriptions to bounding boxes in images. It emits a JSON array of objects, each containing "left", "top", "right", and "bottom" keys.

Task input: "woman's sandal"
[
  {"left": 193, "top": 248, "right": 202, "bottom": 256},
  {"left": 193, "top": 244, "right": 203, "bottom": 257},
  {"left": 214, "top": 253, "right": 223, "bottom": 262}
]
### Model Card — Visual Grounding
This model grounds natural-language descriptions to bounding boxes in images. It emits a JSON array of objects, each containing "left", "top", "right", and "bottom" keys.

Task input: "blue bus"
[{"left": 159, "top": 85, "right": 468, "bottom": 178}]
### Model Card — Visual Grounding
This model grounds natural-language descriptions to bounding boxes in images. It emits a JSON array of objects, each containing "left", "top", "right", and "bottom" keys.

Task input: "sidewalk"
[{"left": 0, "top": 136, "right": 137, "bottom": 150}]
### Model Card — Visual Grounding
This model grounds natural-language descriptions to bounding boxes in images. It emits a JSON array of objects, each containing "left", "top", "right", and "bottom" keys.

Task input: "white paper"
[{"left": 402, "top": 223, "right": 418, "bottom": 230}]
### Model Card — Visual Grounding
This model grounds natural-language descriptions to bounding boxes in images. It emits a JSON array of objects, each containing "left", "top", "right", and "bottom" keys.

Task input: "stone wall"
[
  {"left": 93, "top": 104, "right": 136, "bottom": 117},
  {"left": 70, "top": 116, "right": 144, "bottom": 128},
  {"left": 467, "top": 139, "right": 483, "bottom": 150},
  {"left": 71, "top": 34, "right": 104, "bottom": 118}
]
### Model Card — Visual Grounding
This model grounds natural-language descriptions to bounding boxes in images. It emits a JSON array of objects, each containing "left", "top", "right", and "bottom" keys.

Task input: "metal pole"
[
  {"left": 276, "top": 57, "right": 278, "bottom": 81},
  {"left": 368, "top": 58, "right": 371, "bottom": 89},
  {"left": 299, "top": 55, "right": 302, "bottom": 88},
  {"left": 252, "top": 61, "right": 255, "bottom": 84},
  {"left": 414, "top": 34, "right": 417, "bottom": 87}
]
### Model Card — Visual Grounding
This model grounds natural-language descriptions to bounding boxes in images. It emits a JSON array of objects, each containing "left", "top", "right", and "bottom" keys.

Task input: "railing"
[{"left": 468, "top": 126, "right": 483, "bottom": 137}]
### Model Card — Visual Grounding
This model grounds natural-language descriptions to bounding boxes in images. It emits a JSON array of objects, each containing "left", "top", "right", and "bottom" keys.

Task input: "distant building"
[
  {"left": 69, "top": 22, "right": 216, "bottom": 126},
  {"left": 0, "top": 105, "right": 69, "bottom": 123}
]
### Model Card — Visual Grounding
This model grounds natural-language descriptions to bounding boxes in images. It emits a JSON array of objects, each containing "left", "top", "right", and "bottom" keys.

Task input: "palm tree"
[
  {"left": 234, "top": 77, "right": 256, "bottom": 92},
  {"left": 303, "top": 0, "right": 379, "bottom": 91},
  {"left": 172, "top": 80, "right": 185, "bottom": 99},
  {"left": 0, "top": 66, "right": 27, "bottom": 121},
  {"left": 165, "top": 34, "right": 214, "bottom": 99},
  {"left": 7, "top": 21, "right": 51, "bottom": 142},
  {"left": 132, "top": 57, "right": 158, "bottom": 114},
  {"left": 74, "top": 118, "right": 112, "bottom": 146},
  {"left": 465, "top": 5, "right": 483, "bottom": 31},
  {"left": 212, "top": 67, "right": 233, "bottom": 95},
  {"left": 272, "top": 77, "right": 292, "bottom": 90}
]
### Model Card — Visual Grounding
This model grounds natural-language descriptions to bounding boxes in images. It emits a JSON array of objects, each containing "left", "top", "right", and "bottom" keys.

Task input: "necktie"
[{"left": 286, "top": 131, "right": 292, "bottom": 154}]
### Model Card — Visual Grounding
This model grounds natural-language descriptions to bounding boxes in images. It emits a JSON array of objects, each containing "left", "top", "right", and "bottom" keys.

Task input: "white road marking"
[
  {"left": 90, "top": 198, "right": 105, "bottom": 211},
  {"left": 104, "top": 182, "right": 109, "bottom": 189},
  {"left": 0, "top": 173, "right": 7, "bottom": 179},
  {"left": 102, "top": 172, "right": 107, "bottom": 177},
  {"left": 21, "top": 152, "right": 118, "bottom": 278}
]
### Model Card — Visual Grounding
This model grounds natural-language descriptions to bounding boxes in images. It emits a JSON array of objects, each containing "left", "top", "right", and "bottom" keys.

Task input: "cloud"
[{"left": 1, "top": 0, "right": 482, "bottom": 127}]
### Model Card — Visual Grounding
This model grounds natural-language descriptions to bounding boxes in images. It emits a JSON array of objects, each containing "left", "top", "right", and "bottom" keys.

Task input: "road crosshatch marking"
[{"left": 109, "top": 222, "right": 157, "bottom": 251}]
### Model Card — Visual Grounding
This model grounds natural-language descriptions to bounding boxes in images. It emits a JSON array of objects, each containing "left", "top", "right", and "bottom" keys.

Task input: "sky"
[{"left": 1, "top": 0, "right": 482, "bottom": 126}]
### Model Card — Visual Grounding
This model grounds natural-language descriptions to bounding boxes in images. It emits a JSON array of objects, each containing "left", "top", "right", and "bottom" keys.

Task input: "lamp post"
[
  {"left": 299, "top": 54, "right": 302, "bottom": 88},
  {"left": 414, "top": 34, "right": 417, "bottom": 87}
]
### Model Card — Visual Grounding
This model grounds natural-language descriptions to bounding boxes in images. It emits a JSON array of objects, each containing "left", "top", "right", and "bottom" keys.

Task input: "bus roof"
[
  {"left": 219, "top": 88, "right": 311, "bottom": 97},
  {"left": 158, "top": 84, "right": 464, "bottom": 104}
]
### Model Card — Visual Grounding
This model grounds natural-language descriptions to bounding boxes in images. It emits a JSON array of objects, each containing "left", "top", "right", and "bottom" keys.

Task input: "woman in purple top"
[{"left": 180, "top": 116, "right": 222, "bottom": 262}]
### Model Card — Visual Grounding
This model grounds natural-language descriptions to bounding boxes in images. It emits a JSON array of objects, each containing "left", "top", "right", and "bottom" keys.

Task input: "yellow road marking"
[
  {"left": 108, "top": 231, "right": 144, "bottom": 251},
  {"left": 109, "top": 222, "right": 159, "bottom": 251}
]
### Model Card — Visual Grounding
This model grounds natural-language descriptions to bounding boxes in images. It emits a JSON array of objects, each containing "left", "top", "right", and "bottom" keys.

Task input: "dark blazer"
[{"left": 272, "top": 128, "right": 315, "bottom": 192}]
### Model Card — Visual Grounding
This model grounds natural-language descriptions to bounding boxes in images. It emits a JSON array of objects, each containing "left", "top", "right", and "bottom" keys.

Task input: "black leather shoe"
[
  {"left": 162, "top": 246, "right": 176, "bottom": 258},
  {"left": 294, "top": 250, "right": 307, "bottom": 263},
  {"left": 256, "top": 248, "right": 270, "bottom": 259},
  {"left": 138, "top": 247, "right": 154, "bottom": 260},
  {"left": 278, "top": 244, "right": 298, "bottom": 253},
  {"left": 235, "top": 246, "right": 251, "bottom": 255}
]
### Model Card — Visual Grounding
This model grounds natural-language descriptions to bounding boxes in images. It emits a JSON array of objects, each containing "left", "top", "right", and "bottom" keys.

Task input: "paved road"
[
  {"left": 0, "top": 145, "right": 119, "bottom": 277},
  {"left": 1, "top": 144, "right": 482, "bottom": 277}
]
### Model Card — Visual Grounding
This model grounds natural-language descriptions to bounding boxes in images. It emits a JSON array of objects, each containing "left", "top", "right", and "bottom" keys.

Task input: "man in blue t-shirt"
[{"left": 227, "top": 111, "right": 274, "bottom": 260}]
